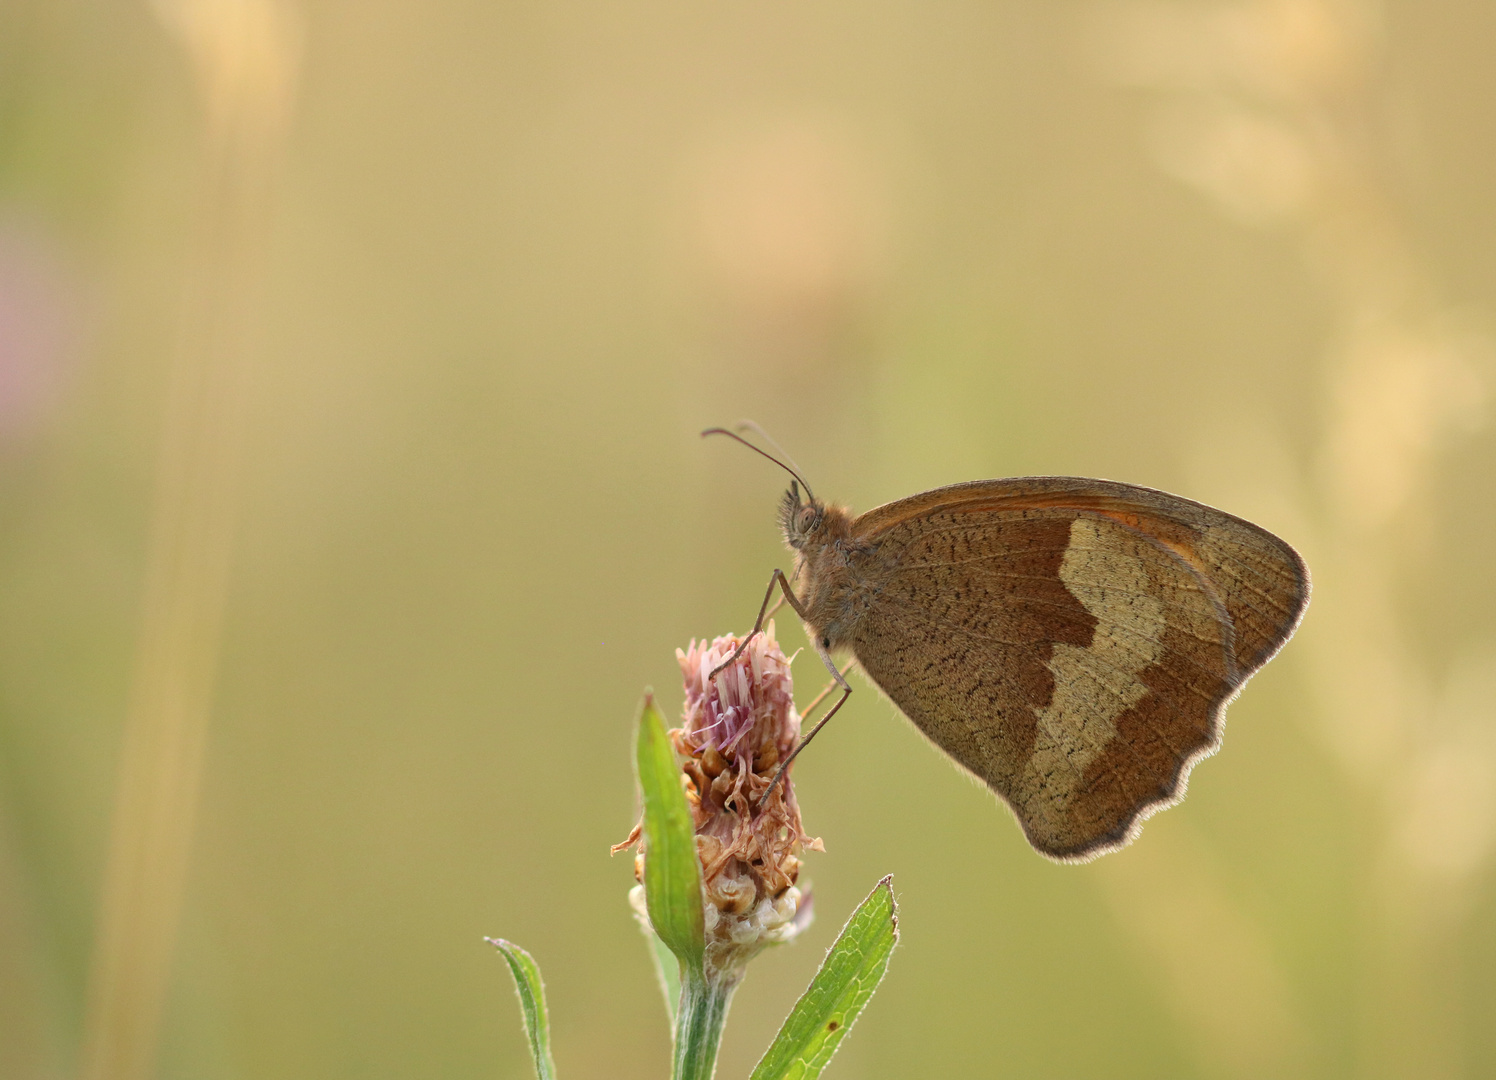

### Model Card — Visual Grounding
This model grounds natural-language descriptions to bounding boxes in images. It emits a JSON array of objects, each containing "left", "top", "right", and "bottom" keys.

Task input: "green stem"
[{"left": 672, "top": 971, "right": 737, "bottom": 1080}]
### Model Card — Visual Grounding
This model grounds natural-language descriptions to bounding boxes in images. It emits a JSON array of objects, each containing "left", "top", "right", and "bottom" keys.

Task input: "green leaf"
[
  {"left": 487, "top": 938, "right": 558, "bottom": 1080},
  {"left": 635, "top": 693, "right": 705, "bottom": 976},
  {"left": 749, "top": 876, "right": 899, "bottom": 1080}
]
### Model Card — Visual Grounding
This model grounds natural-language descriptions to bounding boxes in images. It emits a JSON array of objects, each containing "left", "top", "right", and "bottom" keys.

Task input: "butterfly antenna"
[
  {"left": 701, "top": 427, "right": 817, "bottom": 503},
  {"left": 732, "top": 420, "right": 806, "bottom": 481}
]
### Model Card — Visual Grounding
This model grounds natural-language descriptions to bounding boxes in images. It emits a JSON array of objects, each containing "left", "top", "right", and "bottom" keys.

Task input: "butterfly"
[{"left": 707, "top": 429, "right": 1310, "bottom": 861}]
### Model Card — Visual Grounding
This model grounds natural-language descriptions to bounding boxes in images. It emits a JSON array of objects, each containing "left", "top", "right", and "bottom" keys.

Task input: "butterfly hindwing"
[{"left": 841, "top": 478, "right": 1304, "bottom": 859}]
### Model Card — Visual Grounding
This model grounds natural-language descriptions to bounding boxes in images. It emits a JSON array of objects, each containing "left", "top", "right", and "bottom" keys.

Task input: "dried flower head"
[{"left": 622, "top": 622, "right": 820, "bottom": 982}]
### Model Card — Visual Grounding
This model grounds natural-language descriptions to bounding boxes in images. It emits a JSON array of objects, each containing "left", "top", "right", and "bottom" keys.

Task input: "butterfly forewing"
[{"left": 841, "top": 478, "right": 1307, "bottom": 860}]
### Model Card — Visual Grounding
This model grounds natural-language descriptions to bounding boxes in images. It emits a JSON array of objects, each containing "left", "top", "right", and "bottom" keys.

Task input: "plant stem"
[{"left": 672, "top": 971, "right": 737, "bottom": 1080}]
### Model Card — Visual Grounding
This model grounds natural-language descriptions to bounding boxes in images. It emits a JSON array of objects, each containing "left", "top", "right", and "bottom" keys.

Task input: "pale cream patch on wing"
[{"left": 1018, "top": 518, "right": 1167, "bottom": 827}]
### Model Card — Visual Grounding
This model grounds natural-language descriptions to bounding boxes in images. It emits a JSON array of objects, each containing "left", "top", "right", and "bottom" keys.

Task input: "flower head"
[{"left": 622, "top": 622, "right": 820, "bottom": 982}]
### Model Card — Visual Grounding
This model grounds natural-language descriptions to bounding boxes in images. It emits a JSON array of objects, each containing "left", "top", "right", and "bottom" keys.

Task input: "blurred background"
[{"left": 1, "top": 1, "right": 1494, "bottom": 1077}]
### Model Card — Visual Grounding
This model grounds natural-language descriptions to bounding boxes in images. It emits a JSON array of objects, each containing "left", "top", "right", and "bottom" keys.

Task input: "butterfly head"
[{"left": 779, "top": 481, "right": 832, "bottom": 550}]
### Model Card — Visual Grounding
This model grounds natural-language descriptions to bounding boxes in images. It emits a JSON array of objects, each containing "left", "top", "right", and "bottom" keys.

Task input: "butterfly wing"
[{"left": 845, "top": 478, "right": 1308, "bottom": 860}]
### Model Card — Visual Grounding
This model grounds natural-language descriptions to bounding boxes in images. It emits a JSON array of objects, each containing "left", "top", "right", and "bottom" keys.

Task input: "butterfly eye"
[{"left": 798, "top": 507, "right": 816, "bottom": 531}]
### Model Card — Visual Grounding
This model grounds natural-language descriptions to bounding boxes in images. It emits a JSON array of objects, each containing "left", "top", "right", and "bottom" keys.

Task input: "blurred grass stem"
[{"left": 78, "top": 4, "right": 299, "bottom": 1080}]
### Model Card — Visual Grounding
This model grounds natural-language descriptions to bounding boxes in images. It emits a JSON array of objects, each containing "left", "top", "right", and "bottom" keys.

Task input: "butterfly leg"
[
  {"left": 798, "top": 660, "right": 858, "bottom": 720},
  {"left": 709, "top": 569, "right": 807, "bottom": 680},
  {"left": 756, "top": 601, "right": 854, "bottom": 805},
  {"left": 812, "top": 637, "right": 851, "bottom": 690},
  {"left": 757, "top": 673, "right": 853, "bottom": 809}
]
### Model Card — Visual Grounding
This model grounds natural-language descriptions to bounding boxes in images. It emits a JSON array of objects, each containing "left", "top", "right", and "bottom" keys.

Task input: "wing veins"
[{"left": 873, "top": 587, "right": 1231, "bottom": 678}]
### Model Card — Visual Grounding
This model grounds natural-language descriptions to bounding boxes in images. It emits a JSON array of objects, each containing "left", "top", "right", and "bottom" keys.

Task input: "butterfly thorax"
[{"left": 781, "top": 499, "right": 875, "bottom": 653}]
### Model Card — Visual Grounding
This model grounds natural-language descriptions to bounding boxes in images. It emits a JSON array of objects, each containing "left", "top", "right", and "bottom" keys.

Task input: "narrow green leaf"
[
  {"left": 635, "top": 693, "right": 705, "bottom": 975},
  {"left": 749, "top": 876, "right": 899, "bottom": 1080},
  {"left": 487, "top": 938, "right": 558, "bottom": 1080}
]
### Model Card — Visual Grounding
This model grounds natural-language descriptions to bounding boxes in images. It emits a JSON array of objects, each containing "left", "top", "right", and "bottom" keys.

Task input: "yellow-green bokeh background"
[{"left": 3, "top": 2, "right": 1495, "bottom": 1078}]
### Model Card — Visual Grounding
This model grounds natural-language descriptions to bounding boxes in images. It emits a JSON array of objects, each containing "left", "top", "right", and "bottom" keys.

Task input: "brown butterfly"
[{"left": 706, "top": 428, "right": 1310, "bottom": 862}]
